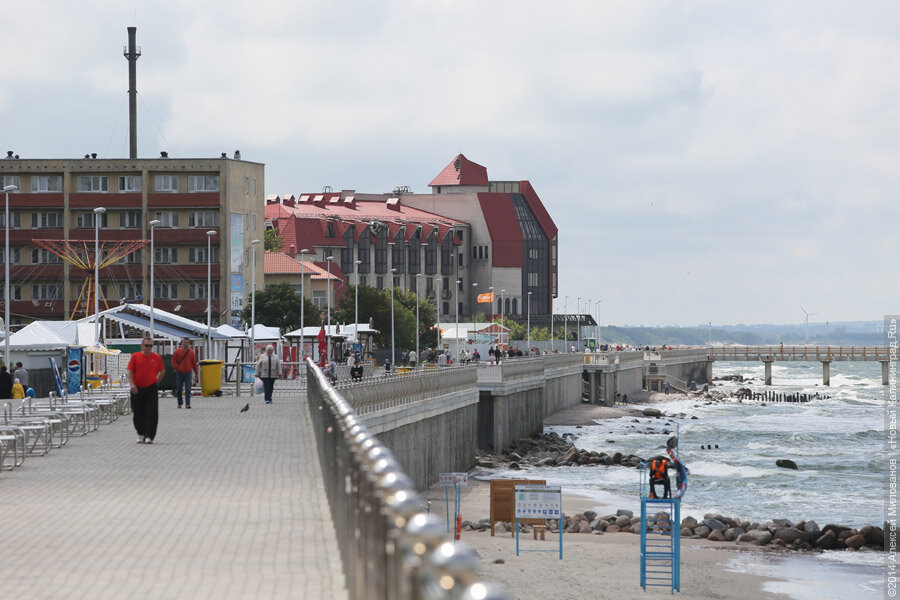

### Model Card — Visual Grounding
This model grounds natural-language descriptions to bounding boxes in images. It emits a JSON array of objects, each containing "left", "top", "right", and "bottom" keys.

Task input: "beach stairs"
[
  {"left": 640, "top": 498, "right": 681, "bottom": 594},
  {"left": 664, "top": 375, "right": 689, "bottom": 394}
]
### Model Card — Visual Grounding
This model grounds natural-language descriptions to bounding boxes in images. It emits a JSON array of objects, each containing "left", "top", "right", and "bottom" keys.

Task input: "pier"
[{"left": 707, "top": 345, "right": 893, "bottom": 386}]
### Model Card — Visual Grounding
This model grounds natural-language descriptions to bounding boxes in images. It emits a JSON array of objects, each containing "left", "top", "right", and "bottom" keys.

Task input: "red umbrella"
[{"left": 317, "top": 327, "right": 327, "bottom": 367}]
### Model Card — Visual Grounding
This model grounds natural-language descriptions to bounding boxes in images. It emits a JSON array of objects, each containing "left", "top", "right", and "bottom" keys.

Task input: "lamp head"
[
  {"left": 2, "top": 184, "right": 17, "bottom": 192},
  {"left": 93, "top": 207, "right": 106, "bottom": 214},
  {"left": 251, "top": 239, "right": 261, "bottom": 246},
  {"left": 206, "top": 230, "right": 216, "bottom": 237},
  {"left": 149, "top": 219, "right": 161, "bottom": 227}
]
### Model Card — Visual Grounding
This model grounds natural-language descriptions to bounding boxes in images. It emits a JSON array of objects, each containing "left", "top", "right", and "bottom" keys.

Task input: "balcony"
[
  {"left": 6, "top": 300, "right": 65, "bottom": 318},
  {"left": 8, "top": 193, "right": 64, "bottom": 208},
  {"left": 21, "top": 229, "right": 64, "bottom": 243},
  {"left": 153, "top": 229, "right": 220, "bottom": 244},
  {"left": 10, "top": 264, "right": 64, "bottom": 279},
  {"left": 69, "top": 193, "right": 143, "bottom": 209},
  {"left": 148, "top": 192, "right": 220, "bottom": 208},
  {"left": 155, "top": 264, "right": 220, "bottom": 280}
]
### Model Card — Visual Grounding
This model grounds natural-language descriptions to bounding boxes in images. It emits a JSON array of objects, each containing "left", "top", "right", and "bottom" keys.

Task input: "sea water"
[
  {"left": 484, "top": 360, "right": 888, "bottom": 598},
  {"left": 495, "top": 360, "right": 884, "bottom": 527}
]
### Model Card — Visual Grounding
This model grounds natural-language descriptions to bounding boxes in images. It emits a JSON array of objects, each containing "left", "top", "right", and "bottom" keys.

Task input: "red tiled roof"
[
  {"left": 264, "top": 252, "right": 337, "bottom": 280},
  {"left": 428, "top": 154, "right": 489, "bottom": 187},
  {"left": 477, "top": 193, "right": 523, "bottom": 268}
]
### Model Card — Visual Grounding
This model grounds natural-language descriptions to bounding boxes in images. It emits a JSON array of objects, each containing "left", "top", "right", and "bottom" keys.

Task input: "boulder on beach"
[
  {"left": 702, "top": 517, "right": 727, "bottom": 532},
  {"left": 744, "top": 529, "right": 773, "bottom": 545},
  {"left": 693, "top": 525, "right": 711, "bottom": 538},
  {"left": 773, "top": 527, "right": 809, "bottom": 544},
  {"left": 861, "top": 525, "right": 884, "bottom": 547},
  {"left": 707, "top": 529, "right": 726, "bottom": 542},
  {"left": 724, "top": 527, "right": 745, "bottom": 541},
  {"left": 681, "top": 516, "right": 698, "bottom": 530},
  {"left": 844, "top": 534, "right": 866, "bottom": 549},
  {"left": 815, "top": 531, "right": 838, "bottom": 549},
  {"left": 643, "top": 408, "right": 663, "bottom": 417},
  {"left": 776, "top": 459, "right": 799, "bottom": 470}
]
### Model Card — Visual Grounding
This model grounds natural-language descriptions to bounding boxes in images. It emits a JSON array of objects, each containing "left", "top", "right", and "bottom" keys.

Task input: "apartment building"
[{"left": 0, "top": 152, "right": 265, "bottom": 327}]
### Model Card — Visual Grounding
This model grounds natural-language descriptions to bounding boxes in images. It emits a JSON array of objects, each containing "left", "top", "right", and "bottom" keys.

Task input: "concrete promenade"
[{"left": 1, "top": 392, "right": 347, "bottom": 600}]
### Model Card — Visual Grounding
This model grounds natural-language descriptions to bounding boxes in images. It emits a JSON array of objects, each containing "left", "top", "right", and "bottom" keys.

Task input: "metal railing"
[
  {"left": 305, "top": 357, "right": 510, "bottom": 600},
  {"left": 708, "top": 345, "right": 891, "bottom": 362}
]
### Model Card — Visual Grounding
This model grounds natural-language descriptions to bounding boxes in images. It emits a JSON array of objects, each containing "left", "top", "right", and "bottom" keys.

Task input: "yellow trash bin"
[{"left": 199, "top": 360, "right": 225, "bottom": 397}]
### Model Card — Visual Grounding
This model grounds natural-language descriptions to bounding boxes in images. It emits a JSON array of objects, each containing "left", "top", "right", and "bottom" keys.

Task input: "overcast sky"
[{"left": 1, "top": 1, "right": 897, "bottom": 327}]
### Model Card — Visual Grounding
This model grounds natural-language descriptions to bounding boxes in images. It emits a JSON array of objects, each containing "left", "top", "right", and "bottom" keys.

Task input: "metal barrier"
[{"left": 305, "top": 357, "right": 510, "bottom": 600}]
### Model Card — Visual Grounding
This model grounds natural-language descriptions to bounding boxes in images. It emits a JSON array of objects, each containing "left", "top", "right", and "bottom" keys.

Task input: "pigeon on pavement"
[{"left": 240, "top": 403, "right": 249, "bottom": 413}]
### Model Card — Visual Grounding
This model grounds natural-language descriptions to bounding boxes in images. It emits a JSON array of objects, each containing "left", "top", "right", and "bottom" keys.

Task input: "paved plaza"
[{"left": 1, "top": 390, "right": 347, "bottom": 600}]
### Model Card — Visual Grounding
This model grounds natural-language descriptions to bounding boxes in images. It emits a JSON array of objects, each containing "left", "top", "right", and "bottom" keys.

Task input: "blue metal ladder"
[{"left": 640, "top": 497, "right": 680, "bottom": 593}]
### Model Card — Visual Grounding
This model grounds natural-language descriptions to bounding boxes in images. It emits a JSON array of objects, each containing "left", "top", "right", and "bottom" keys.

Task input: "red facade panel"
[
  {"left": 476, "top": 193, "right": 523, "bottom": 268},
  {"left": 16, "top": 229, "right": 63, "bottom": 243},
  {"left": 153, "top": 229, "right": 220, "bottom": 244},
  {"left": 10, "top": 301, "right": 64, "bottom": 318},
  {"left": 69, "top": 230, "right": 148, "bottom": 241},
  {"left": 8, "top": 193, "right": 64, "bottom": 208},
  {"left": 10, "top": 264, "right": 64, "bottom": 279},
  {"left": 102, "top": 265, "right": 143, "bottom": 280},
  {"left": 69, "top": 193, "right": 143, "bottom": 209},
  {"left": 155, "top": 264, "right": 221, "bottom": 280},
  {"left": 148, "top": 192, "right": 220, "bottom": 208}
]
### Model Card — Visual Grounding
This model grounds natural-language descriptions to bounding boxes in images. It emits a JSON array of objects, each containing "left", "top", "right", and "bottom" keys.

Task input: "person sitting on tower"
[{"left": 648, "top": 455, "right": 672, "bottom": 499}]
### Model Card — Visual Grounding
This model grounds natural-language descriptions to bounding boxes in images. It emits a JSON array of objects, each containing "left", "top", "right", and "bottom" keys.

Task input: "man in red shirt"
[
  {"left": 127, "top": 336, "right": 166, "bottom": 444},
  {"left": 171, "top": 337, "right": 199, "bottom": 409}
]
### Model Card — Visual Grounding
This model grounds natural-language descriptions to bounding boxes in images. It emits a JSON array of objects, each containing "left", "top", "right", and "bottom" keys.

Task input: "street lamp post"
[
  {"left": 500, "top": 289, "right": 505, "bottom": 350},
  {"left": 455, "top": 279, "right": 461, "bottom": 359},
  {"left": 527, "top": 291, "right": 532, "bottom": 353},
  {"left": 576, "top": 296, "right": 581, "bottom": 351},
  {"left": 206, "top": 230, "right": 216, "bottom": 358},
  {"left": 471, "top": 282, "right": 478, "bottom": 351},
  {"left": 326, "top": 256, "right": 335, "bottom": 363},
  {"left": 436, "top": 278, "right": 441, "bottom": 355},
  {"left": 564, "top": 295, "right": 568, "bottom": 351},
  {"left": 551, "top": 298, "right": 555, "bottom": 353},
  {"left": 586, "top": 297, "right": 591, "bottom": 349},
  {"left": 3, "top": 184, "right": 17, "bottom": 368},
  {"left": 487, "top": 286, "right": 493, "bottom": 347},
  {"left": 390, "top": 268, "right": 397, "bottom": 367},
  {"left": 149, "top": 219, "right": 160, "bottom": 340},
  {"left": 94, "top": 207, "right": 107, "bottom": 346},
  {"left": 354, "top": 259, "right": 361, "bottom": 354},
  {"left": 596, "top": 300, "right": 602, "bottom": 347},
  {"left": 250, "top": 239, "right": 261, "bottom": 395},
  {"left": 415, "top": 273, "right": 422, "bottom": 365},
  {"left": 298, "top": 248, "right": 310, "bottom": 359}
]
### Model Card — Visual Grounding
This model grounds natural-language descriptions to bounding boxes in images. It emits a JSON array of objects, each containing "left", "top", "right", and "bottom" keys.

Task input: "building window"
[
  {"left": 458, "top": 252, "right": 463, "bottom": 267},
  {"left": 529, "top": 249, "right": 540, "bottom": 259},
  {"left": 31, "top": 212, "right": 63, "bottom": 229},
  {"left": 119, "top": 211, "right": 141, "bottom": 229},
  {"left": 252, "top": 214, "right": 257, "bottom": 231},
  {"left": 75, "top": 211, "right": 108, "bottom": 228},
  {"left": 32, "top": 284, "right": 62, "bottom": 300},
  {"left": 117, "top": 283, "right": 143, "bottom": 300},
  {"left": 188, "top": 211, "right": 219, "bottom": 228},
  {"left": 528, "top": 272, "right": 539, "bottom": 286},
  {"left": 359, "top": 275, "right": 367, "bottom": 287},
  {"left": 188, "top": 175, "right": 219, "bottom": 192},
  {"left": 118, "top": 176, "right": 142, "bottom": 192},
  {"left": 155, "top": 247, "right": 178, "bottom": 264},
  {"left": 154, "top": 211, "right": 179, "bottom": 228},
  {"left": 392, "top": 276, "right": 400, "bottom": 288},
  {"left": 376, "top": 276, "right": 383, "bottom": 290},
  {"left": 0, "top": 248, "right": 20, "bottom": 264},
  {"left": 31, "top": 175, "right": 62, "bottom": 193},
  {"left": 485, "top": 246, "right": 489, "bottom": 259},
  {"left": 253, "top": 178, "right": 257, "bottom": 195},
  {"left": 189, "top": 247, "right": 219, "bottom": 263},
  {"left": 244, "top": 177, "right": 250, "bottom": 194},
  {"left": 312, "top": 290, "right": 326, "bottom": 307},
  {"left": 0, "top": 212, "right": 21, "bottom": 228},
  {"left": 77, "top": 176, "right": 108, "bottom": 192},
  {"left": 188, "top": 282, "right": 219, "bottom": 300},
  {"left": 154, "top": 175, "right": 178, "bottom": 192},
  {"left": 0, "top": 175, "right": 20, "bottom": 190},
  {"left": 117, "top": 250, "right": 141, "bottom": 265},
  {"left": 154, "top": 283, "right": 178, "bottom": 299},
  {"left": 8, "top": 284, "right": 20, "bottom": 300},
  {"left": 443, "top": 301, "right": 449, "bottom": 315}
]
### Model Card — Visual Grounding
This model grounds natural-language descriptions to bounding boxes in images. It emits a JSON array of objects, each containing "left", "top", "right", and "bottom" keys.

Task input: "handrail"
[
  {"left": 706, "top": 345, "right": 890, "bottom": 361},
  {"left": 305, "top": 357, "right": 509, "bottom": 600}
]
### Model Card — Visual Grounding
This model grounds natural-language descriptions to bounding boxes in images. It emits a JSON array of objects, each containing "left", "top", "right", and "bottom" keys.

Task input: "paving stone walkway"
[{"left": 1, "top": 392, "right": 347, "bottom": 600}]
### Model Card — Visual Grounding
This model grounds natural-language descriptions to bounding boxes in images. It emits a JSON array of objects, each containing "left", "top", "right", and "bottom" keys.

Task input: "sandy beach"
[{"left": 421, "top": 396, "right": 883, "bottom": 600}]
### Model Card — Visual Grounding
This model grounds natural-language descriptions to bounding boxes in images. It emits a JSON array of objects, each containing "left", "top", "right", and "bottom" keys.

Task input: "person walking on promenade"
[
  {"left": 0, "top": 365, "right": 12, "bottom": 399},
  {"left": 127, "top": 337, "right": 165, "bottom": 444},
  {"left": 14, "top": 362, "right": 28, "bottom": 388},
  {"left": 255, "top": 345, "right": 282, "bottom": 404},
  {"left": 408, "top": 349, "right": 418, "bottom": 368},
  {"left": 171, "top": 337, "right": 199, "bottom": 409}
]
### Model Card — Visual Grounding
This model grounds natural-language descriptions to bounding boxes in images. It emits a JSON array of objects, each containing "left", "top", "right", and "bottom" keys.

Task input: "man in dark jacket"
[{"left": 0, "top": 365, "right": 12, "bottom": 399}]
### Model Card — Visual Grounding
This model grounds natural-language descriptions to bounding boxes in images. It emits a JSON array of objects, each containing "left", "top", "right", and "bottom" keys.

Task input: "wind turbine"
[{"left": 800, "top": 305, "right": 819, "bottom": 345}]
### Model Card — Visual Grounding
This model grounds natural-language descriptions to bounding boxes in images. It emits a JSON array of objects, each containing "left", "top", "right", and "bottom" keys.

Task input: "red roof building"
[{"left": 265, "top": 154, "right": 557, "bottom": 318}]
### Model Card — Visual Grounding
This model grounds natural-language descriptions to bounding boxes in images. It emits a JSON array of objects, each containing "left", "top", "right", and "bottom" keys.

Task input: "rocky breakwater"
[
  {"left": 501, "top": 431, "right": 645, "bottom": 470},
  {"left": 466, "top": 511, "right": 885, "bottom": 554}
]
